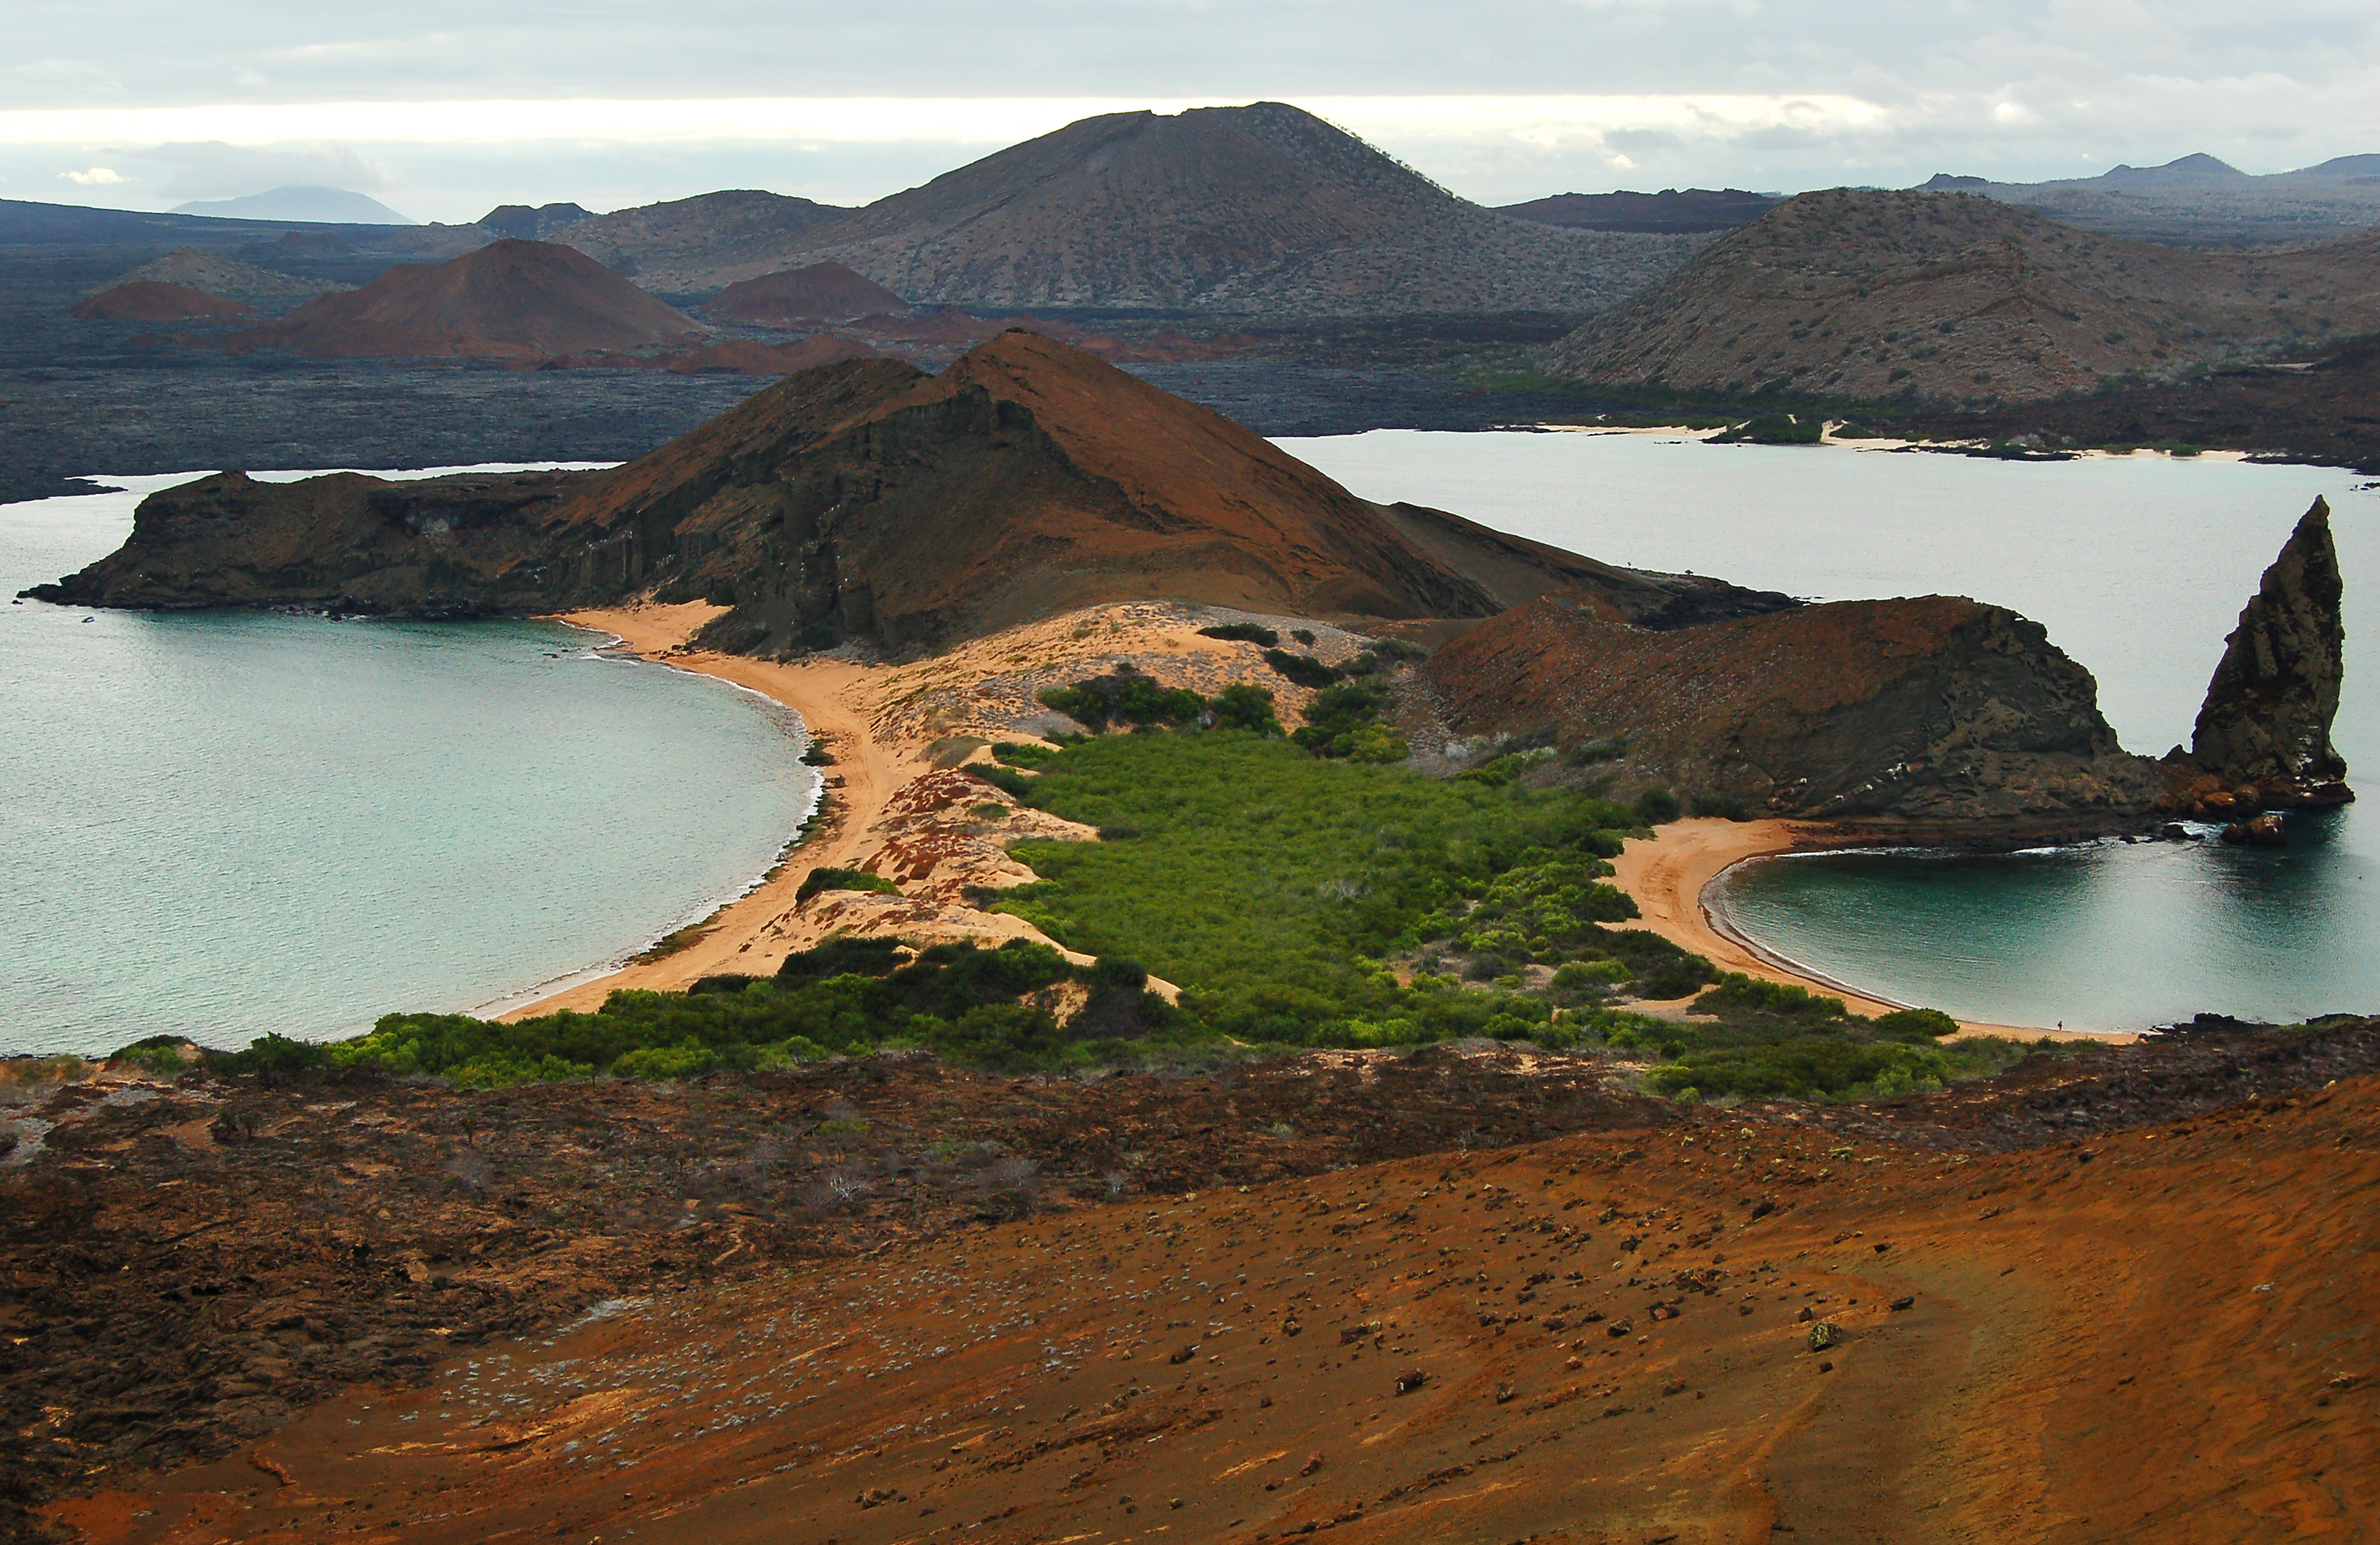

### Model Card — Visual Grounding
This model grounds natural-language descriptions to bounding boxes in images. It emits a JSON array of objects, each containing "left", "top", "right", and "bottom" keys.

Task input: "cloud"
[
  {"left": 59, "top": 165, "right": 125, "bottom": 184},
  {"left": 138, "top": 138, "right": 386, "bottom": 200}
]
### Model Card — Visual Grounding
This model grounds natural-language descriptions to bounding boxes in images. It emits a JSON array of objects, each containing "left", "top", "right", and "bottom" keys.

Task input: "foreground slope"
[
  {"left": 1544, "top": 189, "right": 2380, "bottom": 404},
  {"left": 215, "top": 238, "right": 704, "bottom": 360},
  {"left": 31, "top": 331, "right": 1789, "bottom": 652},
  {"left": 42, "top": 1056, "right": 2380, "bottom": 1544},
  {"left": 622, "top": 104, "right": 1698, "bottom": 314}
]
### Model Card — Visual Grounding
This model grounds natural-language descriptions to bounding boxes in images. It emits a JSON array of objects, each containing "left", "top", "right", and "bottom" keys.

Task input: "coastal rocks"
[
  {"left": 2220, "top": 813, "right": 2287, "bottom": 847},
  {"left": 1420, "top": 593, "right": 2167, "bottom": 823},
  {"left": 2183, "top": 498, "right": 2351, "bottom": 808}
]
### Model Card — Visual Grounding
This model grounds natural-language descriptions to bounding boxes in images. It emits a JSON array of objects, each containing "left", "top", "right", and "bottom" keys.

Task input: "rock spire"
[{"left": 2188, "top": 497, "right": 2351, "bottom": 805}]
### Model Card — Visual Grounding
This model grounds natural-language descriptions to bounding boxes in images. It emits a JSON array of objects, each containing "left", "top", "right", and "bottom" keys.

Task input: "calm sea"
[
  {"left": 2, "top": 471, "right": 817, "bottom": 1057},
  {"left": 1285, "top": 432, "right": 2379, "bottom": 1031}
]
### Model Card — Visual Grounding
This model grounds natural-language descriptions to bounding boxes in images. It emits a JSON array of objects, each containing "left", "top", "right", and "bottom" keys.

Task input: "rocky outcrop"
[
  {"left": 1421, "top": 593, "right": 2168, "bottom": 824},
  {"left": 25, "top": 332, "right": 1794, "bottom": 653},
  {"left": 2181, "top": 498, "right": 2351, "bottom": 806}
]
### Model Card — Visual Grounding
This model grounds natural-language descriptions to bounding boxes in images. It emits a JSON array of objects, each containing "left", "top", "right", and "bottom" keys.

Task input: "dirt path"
[{"left": 1609, "top": 817, "right": 2114, "bottom": 1043}]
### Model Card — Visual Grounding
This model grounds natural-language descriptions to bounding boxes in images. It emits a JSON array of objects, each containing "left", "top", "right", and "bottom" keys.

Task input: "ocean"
[
  {"left": 1285, "top": 431, "right": 2380, "bottom": 1031},
  {"left": 1, "top": 470, "right": 818, "bottom": 1057}
]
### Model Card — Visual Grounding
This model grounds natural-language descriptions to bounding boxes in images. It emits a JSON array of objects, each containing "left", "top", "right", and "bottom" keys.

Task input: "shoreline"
[
  {"left": 1607, "top": 817, "right": 2129, "bottom": 1044},
  {"left": 499, "top": 601, "right": 928, "bottom": 1018},
  {"left": 502, "top": 613, "right": 2129, "bottom": 1044}
]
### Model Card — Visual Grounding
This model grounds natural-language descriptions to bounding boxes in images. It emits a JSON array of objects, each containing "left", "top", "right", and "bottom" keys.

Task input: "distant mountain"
[
  {"left": 1495, "top": 188, "right": 1779, "bottom": 234},
  {"left": 709, "top": 262, "right": 908, "bottom": 324},
  {"left": 1541, "top": 188, "right": 2380, "bottom": 404},
  {"left": 170, "top": 187, "right": 417, "bottom": 225},
  {"left": 477, "top": 203, "right": 593, "bottom": 240},
  {"left": 1917, "top": 153, "right": 2380, "bottom": 246},
  {"left": 556, "top": 105, "right": 1700, "bottom": 316},
  {"left": 215, "top": 239, "right": 702, "bottom": 361},
  {"left": 553, "top": 191, "right": 851, "bottom": 289}
]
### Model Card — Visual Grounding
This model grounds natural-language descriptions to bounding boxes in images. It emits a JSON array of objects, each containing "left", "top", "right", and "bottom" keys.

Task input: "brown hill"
[
  {"left": 580, "top": 104, "right": 1699, "bottom": 314},
  {"left": 553, "top": 190, "right": 851, "bottom": 289},
  {"left": 1543, "top": 189, "right": 2380, "bottom": 404},
  {"left": 1497, "top": 187, "right": 1779, "bottom": 233},
  {"left": 708, "top": 260, "right": 906, "bottom": 323},
  {"left": 643, "top": 335, "right": 881, "bottom": 375},
  {"left": 68, "top": 281, "right": 251, "bottom": 322},
  {"left": 34, "top": 1050, "right": 2380, "bottom": 1543},
  {"left": 29, "top": 331, "right": 1789, "bottom": 652},
  {"left": 542, "top": 329, "right": 1790, "bottom": 652},
  {"left": 215, "top": 239, "right": 704, "bottom": 361},
  {"left": 1421, "top": 592, "right": 2168, "bottom": 824}
]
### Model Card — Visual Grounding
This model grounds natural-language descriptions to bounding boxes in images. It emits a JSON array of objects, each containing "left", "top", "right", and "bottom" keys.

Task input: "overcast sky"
[{"left": 8, "top": 1, "right": 2378, "bottom": 224}]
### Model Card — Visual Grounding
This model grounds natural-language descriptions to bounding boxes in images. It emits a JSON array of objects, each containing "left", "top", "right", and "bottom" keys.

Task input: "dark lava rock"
[{"left": 2188, "top": 498, "right": 2351, "bottom": 806}]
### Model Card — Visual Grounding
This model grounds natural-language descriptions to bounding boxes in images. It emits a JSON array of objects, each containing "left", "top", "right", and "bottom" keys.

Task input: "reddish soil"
[
  {"left": 709, "top": 262, "right": 908, "bottom": 324},
  {"left": 68, "top": 282, "right": 251, "bottom": 323},
  {"left": 213, "top": 239, "right": 702, "bottom": 361},
  {"left": 1420, "top": 592, "right": 2164, "bottom": 822},
  {"left": 23, "top": 1028, "right": 2378, "bottom": 1544}
]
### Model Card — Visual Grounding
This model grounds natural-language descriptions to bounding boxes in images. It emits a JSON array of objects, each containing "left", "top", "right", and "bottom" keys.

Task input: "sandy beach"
[
  {"left": 1610, "top": 816, "right": 2123, "bottom": 1042},
  {"left": 511, "top": 609, "right": 2119, "bottom": 1043},
  {"left": 504, "top": 599, "right": 1371, "bottom": 1017}
]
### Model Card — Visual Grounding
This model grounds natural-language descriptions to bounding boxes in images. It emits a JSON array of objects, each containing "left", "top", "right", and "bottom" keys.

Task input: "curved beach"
[{"left": 1608, "top": 817, "right": 2120, "bottom": 1042}]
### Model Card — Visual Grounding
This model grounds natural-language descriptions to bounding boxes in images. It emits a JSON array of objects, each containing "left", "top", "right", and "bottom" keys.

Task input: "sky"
[{"left": 7, "top": 1, "right": 2379, "bottom": 224}]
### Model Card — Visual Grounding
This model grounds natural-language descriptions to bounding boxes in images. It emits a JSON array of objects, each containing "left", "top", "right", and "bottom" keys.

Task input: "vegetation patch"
[
  {"left": 796, "top": 867, "right": 899, "bottom": 903},
  {"left": 1199, "top": 621, "right": 1280, "bottom": 646},
  {"left": 252, "top": 937, "right": 1205, "bottom": 1086},
  {"left": 994, "top": 730, "right": 1655, "bottom": 1044}
]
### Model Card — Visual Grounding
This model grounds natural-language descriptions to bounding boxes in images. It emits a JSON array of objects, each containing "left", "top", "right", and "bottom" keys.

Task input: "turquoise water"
[
  {"left": 1285, "top": 433, "right": 2379, "bottom": 1030},
  {"left": 2, "top": 472, "right": 818, "bottom": 1056}
]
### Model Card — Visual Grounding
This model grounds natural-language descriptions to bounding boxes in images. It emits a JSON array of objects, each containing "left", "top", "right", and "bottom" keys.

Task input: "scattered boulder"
[
  {"left": 2221, "top": 813, "right": 2287, "bottom": 847},
  {"left": 1809, "top": 1321, "right": 1841, "bottom": 1352}
]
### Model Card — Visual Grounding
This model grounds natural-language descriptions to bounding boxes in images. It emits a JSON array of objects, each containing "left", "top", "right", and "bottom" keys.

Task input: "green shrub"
[
  {"left": 1692, "top": 972, "right": 1847, "bottom": 1019},
  {"left": 996, "top": 731, "right": 1646, "bottom": 1044},
  {"left": 1874, "top": 1006, "right": 1961, "bottom": 1041},
  {"left": 1290, "top": 629, "right": 1316, "bottom": 645},
  {"left": 973, "top": 765, "right": 1036, "bottom": 800},
  {"left": 796, "top": 866, "right": 900, "bottom": 903},
  {"left": 1566, "top": 736, "right": 1628, "bottom": 766},
  {"left": 991, "top": 741, "right": 1059, "bottom": 767},
  {"left": 1199, "top": 621, "right": 1280, "bottom": 646},
  {"left": 1211, "top": 683, "right": 1284, "bottom": 736},
  {"left": 1688, "top": 791, "right": 1750, "bottom": 820},
  {"left": 1636, "top": 787, "right": 1682, "bottom": 824},
  {"left": 1263, "top": 650, "right": 1342, "bottom": 689},
  {"left": 1038, "top": 667, "right": 1209, "bottom": 730},
  {"left": 1552, "top": 959, "right": 1633, "bottom": 989},
  {"left": 1647, "top": 1040, "right": 1947, "bottom": 1100},
  {"left": 1369, "top": 639, "right": 1426, "bottom": 662}
]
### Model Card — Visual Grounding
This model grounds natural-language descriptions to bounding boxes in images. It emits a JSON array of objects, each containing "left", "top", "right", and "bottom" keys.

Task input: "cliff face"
[
  {"left": 23, "top": 471, "right": 585, "bottom": 617},
  {"left": 1423, "top": 594, "right": 2168, "bottom": 823},
  {"left": 2185, "top": 498, "right": 2351, "bottom": 806},
  {"left": 26, "top": 332, "right": 1794, "bottom": 654}
]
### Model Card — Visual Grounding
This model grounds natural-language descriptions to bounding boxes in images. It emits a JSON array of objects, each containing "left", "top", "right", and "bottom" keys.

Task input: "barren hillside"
[{"left": 1543, "top": 188, "right": 2380, "bottom": 404}]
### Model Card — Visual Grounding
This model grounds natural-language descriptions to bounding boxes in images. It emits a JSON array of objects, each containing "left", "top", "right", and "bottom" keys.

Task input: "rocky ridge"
[
  {"left": 26, "top": 330, "right": 1792, "bottom": 654},
  {"left": 1420, "top": 592, "right": 2168, "bottom": 824},
  {"left": 1542, "top": 188, "right": 2380, "bottom": 404}
]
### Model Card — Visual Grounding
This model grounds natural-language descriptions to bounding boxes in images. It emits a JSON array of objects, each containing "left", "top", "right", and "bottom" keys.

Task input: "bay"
[
  {"left": 1282, "top": 431, "right": 2380, "bottom": 1030},
  {"left": 1, "top": 471, "right": 818, "bottom": 1057}
]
